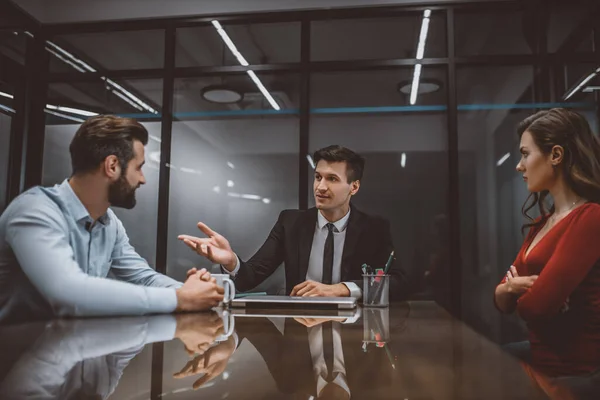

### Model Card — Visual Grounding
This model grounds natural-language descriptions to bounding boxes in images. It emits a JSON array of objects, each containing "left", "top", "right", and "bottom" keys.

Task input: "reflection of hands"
[
  {"left": 293, "top": 317, "right": 346, "bottom": 328},
  {"left": 173, "top": 335, "right": 235, "bottom": 389},
  {"left": 175, "top": 312, "right": 224, "bottom": 356},
  {"left": 290, "top": 280, "right": 350, "bottom": 297}
]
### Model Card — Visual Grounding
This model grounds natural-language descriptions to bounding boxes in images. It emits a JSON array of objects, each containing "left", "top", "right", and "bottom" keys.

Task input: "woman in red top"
[{"left": 494, "top": 108, "right": 600, "bottom": 380}]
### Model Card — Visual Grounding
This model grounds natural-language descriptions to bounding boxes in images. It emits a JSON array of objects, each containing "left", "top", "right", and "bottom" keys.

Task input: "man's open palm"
[{"left": 178, "top": 222, "right": 236, "bottom": 269}]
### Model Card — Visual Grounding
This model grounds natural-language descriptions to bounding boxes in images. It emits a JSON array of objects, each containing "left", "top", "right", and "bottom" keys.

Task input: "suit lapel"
[
  {"left": 341, "top": 205, "right": 363, "bottom": 279},
  {"left": 298, "top": 208, "right": 318, "bottom": 283}
]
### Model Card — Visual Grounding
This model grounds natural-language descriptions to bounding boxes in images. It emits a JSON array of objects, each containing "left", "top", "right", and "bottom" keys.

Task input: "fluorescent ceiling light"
[
  {"left": 496, "top": 152, "right": 510, "bottom": 167},
  {"left": 211, "top": 19, "right": 280, "bottom": 110},
  {"left": 410, "top": 10, "right": 431, "bottom": 105},
  {"left": 262, "top": 198, "right": 271, "bottom": 204},
  {"left": 227, "top": 162, "right": 235, "bottom": 169},
  {"left": 46, "top": 40, "right": 96, "bottom": 72},
  {"left": 46, "top": 104, "right": 98, "bottom": 117},
  {"left": 213, "top": 186, "right": 221, "bottom": 193},
  {"left": 44, "top": 109, "right": 84, "bottom": 122},
  {"left": 410, "top": 64, "right": 422, "bottom": 105},
  {"left": 227, "top": 180, "right": 234, "bottom": 188},
  {"left": 416, "top": 10, "right": 431, "bottom": 60},
  {"left": 111, "top": 90, "right": 144, "bottom": 111},
  {"left": 211, "top": 20, "right": 249, "bottom": 66},
  {"left": 227, "top": 192, "right": 241, "bottom": 198},
  {"left": 0, "top": 91, "right": 13, "bottom": 99},
  {"left": 306, "top": 154, "right": 316, "bottom": 169},
  {"left": 401, "top": 153, "right": 407, "bottom": 168},
  {"left": 246, "top": 70, "right": 280, "bottom": 110}
]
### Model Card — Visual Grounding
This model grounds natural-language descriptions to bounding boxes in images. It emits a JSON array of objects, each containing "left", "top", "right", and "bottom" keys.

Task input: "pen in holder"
[{"left": 362, "top": 273, "right": 390, "bottom": 307}]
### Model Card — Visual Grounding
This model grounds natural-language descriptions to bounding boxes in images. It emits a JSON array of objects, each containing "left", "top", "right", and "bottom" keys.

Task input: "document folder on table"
[{"left": 230, "top": 295, "right": 357, "bottom": 310}]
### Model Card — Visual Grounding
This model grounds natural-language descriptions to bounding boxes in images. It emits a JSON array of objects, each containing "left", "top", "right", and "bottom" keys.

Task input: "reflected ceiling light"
[
  {"left": 201, "top": 85, "right": 243, "bottom": 104},
  {"left": 398, "top": 78, "right": 441, "bottom": 96},
  {"left": 0, "top": 104, "right": 15, "bottom": 114},
  {"left": 496, "top": 152, "right": 510, "bottom": 167},
  {"left": 401, "top": 153, "right": 407, "bottom": 168},
  {"left": 149, "top": 135, "right": 162, "bottom": 143},
  {"left": 211, "top": 19, "right": 280, "bottom": 110},
  {"left": 180, "top": 167, "right": 202, "bottom": 174},
  {"left": 564, "top": 66, "right": 600, "bottom": 100},
  {"left": 306, "top": 155, "right": 316, "bottom": 169},
  {"left": 38, "top": 33, "right": 158, "bottom": 114},
  {"left": 241, "top": 194, "right": 261, "bottom": 200},
  {"left": 44, "top": 109, "right": 84, "bottom": 122},
  {"left": 410, "top": 64, "right": 422, "bottom": 105},
  {"left": 45, "top": 47, "right": 86, "bottom": 73},
  {"left": 0, "top": 91, "right": 13, "bottom": 99},
  {"left": 111, "top": 89, "right": 144, "bottom": 111},
  {"left": 227, "top": 180, "right": 235, "bottom": 188},
  {"left": 105, "top": 78, "right": 158, "bottom": 114},
  {"left": 213, "top": 186, "right": 221, "bottom": 193},
  {"left": 46, "top": 104, "right": 98, "bottom": 117},
  {"left": 227, "top": 162, "right": 235, "bottom": 169},
  {"left": 227, "top": 192, "right": 241, "bottom": 198},
  {"left": 262, "top": 198, "right": 271, "bottom": 204},
  {"left": 149, "top": 151, "right": 161, "bottom": 163}
]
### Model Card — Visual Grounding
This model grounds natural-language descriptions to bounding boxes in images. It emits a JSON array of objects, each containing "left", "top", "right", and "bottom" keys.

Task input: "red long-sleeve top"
[{"left": 497, "top": 203, "right": 600, "bottom": 377}]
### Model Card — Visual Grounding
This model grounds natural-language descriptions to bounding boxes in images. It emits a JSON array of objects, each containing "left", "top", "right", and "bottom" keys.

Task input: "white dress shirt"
[
  {"left": 226, "top": 209, "right": 361, "bottom": 298},
  {"left": 307, "top": 322, "right": 351, "bottom": 399}
]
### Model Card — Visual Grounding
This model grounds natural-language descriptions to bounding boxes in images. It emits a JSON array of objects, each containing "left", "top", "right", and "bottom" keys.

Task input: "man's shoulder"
[
  {"left": 2, "top": 186, "right": 63, "bottom": 219},
  {"left": 0, "top": 186, "right": 68, "bottom": 235}
]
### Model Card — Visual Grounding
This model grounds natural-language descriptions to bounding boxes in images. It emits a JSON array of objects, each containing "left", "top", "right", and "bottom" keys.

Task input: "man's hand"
[
  {"left": 173, "top": 335, "right": 236, "bottom": 389},
  {"left": 176, "top": 270, "right": 224, "bottom": 312},
  {"left": 175, "top": 312, "right": 225, "bottom": 356},
  {"left": 178, "top": 223, "right": 237, "bottom": 271},
  {"left": 290, "top": 280, "right": 350, "bottom": 297},
  {"left": 185, "top": 267, "right": 217, "bottom": 283},
  {"left": 293, "top": 317, "right": 346, "bottom": 328},
  {"left": 506, "top": 266, "right": 538, "bottom": 296}
]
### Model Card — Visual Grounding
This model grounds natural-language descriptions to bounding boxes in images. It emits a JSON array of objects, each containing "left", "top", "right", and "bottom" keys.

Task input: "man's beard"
[{"left": 108, "top": 174, "right": 138, "bottom": 209}]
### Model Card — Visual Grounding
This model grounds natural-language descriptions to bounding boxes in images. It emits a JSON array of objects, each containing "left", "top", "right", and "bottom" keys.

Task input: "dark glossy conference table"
[{"left": 0, "top": 301, "right": 585, "bottom": 399}]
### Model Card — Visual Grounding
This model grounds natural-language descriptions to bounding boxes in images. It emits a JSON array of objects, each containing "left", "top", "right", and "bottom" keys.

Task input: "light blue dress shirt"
[{"left": 0, "top": 179, "right": 181, "bottom": 322}]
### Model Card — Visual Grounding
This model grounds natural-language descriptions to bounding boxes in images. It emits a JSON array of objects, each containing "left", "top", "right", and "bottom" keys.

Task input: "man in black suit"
[{"left": 179, "top": 145, "right": 408, "bottom": 299}]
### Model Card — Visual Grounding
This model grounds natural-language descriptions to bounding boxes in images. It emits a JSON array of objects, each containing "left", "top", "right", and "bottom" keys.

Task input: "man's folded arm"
[{"left": 110, "top": 215, "right": 182, "bottom": 288}]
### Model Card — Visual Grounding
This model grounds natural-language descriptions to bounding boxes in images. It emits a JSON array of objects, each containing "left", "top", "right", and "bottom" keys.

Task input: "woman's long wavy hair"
[{"left": 518, "top": 108, "right": 600, "bottom": 233}]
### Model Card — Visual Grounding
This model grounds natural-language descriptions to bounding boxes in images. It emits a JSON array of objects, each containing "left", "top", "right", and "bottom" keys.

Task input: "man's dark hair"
[
  {"left": 313, "top": 145, "right": 365, "bottom": 183},
  {"left": 69, "top": 115, "right": 149, "bottom": 175}
]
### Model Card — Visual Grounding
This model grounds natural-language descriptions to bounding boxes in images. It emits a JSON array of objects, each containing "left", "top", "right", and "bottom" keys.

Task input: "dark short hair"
[
  {"left": 69, "top": 115, "right": 149, "bottom": 175},
  {"left": 313, "top": 145, "right": 365, "bottom": 183}
]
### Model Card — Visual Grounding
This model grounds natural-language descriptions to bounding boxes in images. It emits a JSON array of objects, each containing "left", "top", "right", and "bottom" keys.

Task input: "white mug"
[
  {"left": 211, "top": 274, "right": 235, "bottom": 306},
  {"left": 214, "top": 308, "right": 235, "bottom": 343}
]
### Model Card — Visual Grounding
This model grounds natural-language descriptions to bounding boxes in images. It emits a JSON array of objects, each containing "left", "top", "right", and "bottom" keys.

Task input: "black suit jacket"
[{"left": 234, "top": 205, "right": 410, "bottom": 300}]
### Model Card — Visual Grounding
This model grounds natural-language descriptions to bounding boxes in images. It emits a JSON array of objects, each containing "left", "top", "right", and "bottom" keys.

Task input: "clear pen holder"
[{"left": 362, "top": 274, "right": 390, "bottom": 307}]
